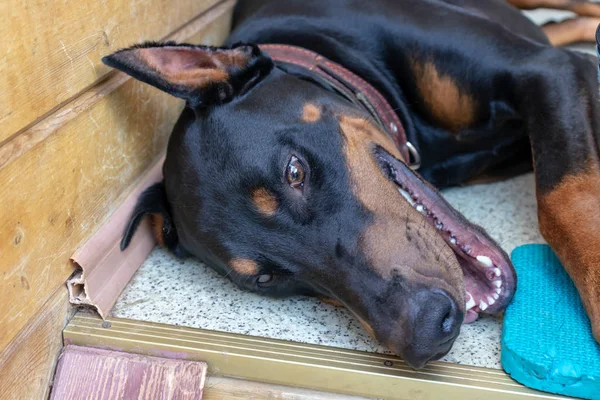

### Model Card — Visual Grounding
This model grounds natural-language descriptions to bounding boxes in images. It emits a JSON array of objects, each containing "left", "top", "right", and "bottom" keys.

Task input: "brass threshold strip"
[
  {"left": 64, "top": 312, "right": 565, "bottom": 399},
  {"left": 0, "top": 0, "right": 235, "bottom": 170}
]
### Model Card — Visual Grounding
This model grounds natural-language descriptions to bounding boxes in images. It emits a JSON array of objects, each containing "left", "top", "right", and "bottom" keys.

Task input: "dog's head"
[{"left": 104, "top": 43, "right": 516, "bottom": 368}]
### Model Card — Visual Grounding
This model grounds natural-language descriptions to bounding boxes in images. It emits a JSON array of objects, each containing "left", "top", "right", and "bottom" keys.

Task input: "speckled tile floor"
[{"left": 112, "top": 10, "right": 595, "bottom": 370}]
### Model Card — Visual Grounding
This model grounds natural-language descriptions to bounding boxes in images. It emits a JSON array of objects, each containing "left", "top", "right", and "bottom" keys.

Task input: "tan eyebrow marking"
[
  {"left": 251, "top": 187, "right": 278, "bottom": 216},
  {"left": 230, "top": 258, "right": 259, "bottom": 275},
  {"left": 301, "top": 103, "right": 322, "bottom": 123}
]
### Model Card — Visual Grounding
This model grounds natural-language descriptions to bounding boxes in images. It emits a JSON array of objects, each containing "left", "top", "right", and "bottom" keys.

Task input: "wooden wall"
[{"left": 0, "top": 0, "right": 235, "bottom": 397}]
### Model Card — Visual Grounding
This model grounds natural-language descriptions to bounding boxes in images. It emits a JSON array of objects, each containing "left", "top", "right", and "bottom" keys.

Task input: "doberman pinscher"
[{"left": 103, "top": 0, "right": 600, "bottom": 368}]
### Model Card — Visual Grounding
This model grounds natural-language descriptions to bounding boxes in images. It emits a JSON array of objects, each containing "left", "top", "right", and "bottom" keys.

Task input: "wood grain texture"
[
  {"left": 0, "top": 10, "right": 232, "bottom": 352},
  {"left": 0, "top": 287, "right": 72, "bottom": 400},
  {"left": 0, "top": 0, "right": 222, "bottom": 142},
  {"left": 0, "top": 0, "right": 235, "bottom": 170},
  {"left": 50, "top": 345, "right": 207, "bottom": 400},
  {"left": 204, "top": 377, "right": 373, "bottom": 400}
]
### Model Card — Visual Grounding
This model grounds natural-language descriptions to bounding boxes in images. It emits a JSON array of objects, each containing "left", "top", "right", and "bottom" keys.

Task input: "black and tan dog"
[{"left": 103, "top": 0, "right": 600, "bottom": 368}]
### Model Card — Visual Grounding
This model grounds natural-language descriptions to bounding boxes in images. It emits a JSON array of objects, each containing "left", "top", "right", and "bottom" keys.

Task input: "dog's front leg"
[{"left": 520, "top": 47, "right": 600, "bottom": 341}]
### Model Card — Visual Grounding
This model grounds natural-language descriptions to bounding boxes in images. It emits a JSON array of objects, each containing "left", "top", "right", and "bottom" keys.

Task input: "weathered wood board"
[
  {"left": 0, "top": 287, "right": 73, "bottom": 400},
  {"left": 0, "top": 0, "right": 222, "bottom": 142},
  {"left": 0, "top": 6, "right": 233, "bottom": 353},
  {"left": 204, "top": 377, "right": 372, "bottom": 400}
]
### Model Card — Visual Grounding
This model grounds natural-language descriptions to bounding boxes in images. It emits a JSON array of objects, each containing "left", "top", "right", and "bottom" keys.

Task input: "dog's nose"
[
  {"left": 399, "top": 289, "right": 462, "bottom": 368},
  {"left": 416, "top": 289, "right": 461, "bottom": 340}
]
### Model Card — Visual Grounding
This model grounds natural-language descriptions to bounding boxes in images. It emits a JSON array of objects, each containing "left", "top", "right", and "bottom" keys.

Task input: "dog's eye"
[
  {"left": 286, "top": 156, "right": 305, "bottom": 189},
  {"left": 257, "top": 274, "right": 274, "bottom": 286}
]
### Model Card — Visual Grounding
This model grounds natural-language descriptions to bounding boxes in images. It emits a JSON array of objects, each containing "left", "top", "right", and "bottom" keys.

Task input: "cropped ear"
[
  {"left": 102, "top": 42, "right": 273, "bottom": 107},
  {"left": 121, "top": 182, "right": 186, "bottom": 258}
]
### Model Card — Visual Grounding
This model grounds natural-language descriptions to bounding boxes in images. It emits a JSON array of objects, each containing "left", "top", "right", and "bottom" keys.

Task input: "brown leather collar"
[{"left": 259, "top": 43, "right": 420, "bottom": 169}]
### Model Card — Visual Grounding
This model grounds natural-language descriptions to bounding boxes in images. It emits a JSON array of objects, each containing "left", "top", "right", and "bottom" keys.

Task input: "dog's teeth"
[
  {"left": 398, "top": 188, "right": 416, "bottom": 206},
  {"left": 495, "top": 287, "right": 502, "bottom": 294},
  {"left": 493, "top": 268, "right": 501, "bottom": 277},
  {"left": 436, "top": 222, "right": 443, "bottom": 230},
  {"left": 487, "top": 296, "right": 495, "bottom": 305},
  {"left": 493, "top": 280, "right": 502, "bottom": 288},
  {"left": 416, "top": 204, "right": 425, "bottom": 213},
  {"left": 492, "top": 293, "right": 499, "bottom": 300},
  {"left": 465, "top": 292, "right": 476, "bottom": 310},
  {"left": 479, "top": 300, "right": 488, "bottom": 311},
  {"left": 450, "top": 237, "right": 457, "bottom": 245},
  {"left": 476, "top": 255, "right": 493, "bottom": 268}
]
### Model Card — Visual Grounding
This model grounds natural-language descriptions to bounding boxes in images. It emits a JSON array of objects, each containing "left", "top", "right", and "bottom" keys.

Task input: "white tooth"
[
  {"left": 476, "top": 255, "right": 493, "bottom": 268},
  {"left": 450, "top": 237, "right": 457, "bottom": 245},
  {"left": 493, "top": 268, "right": 501, "bottom": 277},
  {"left": 416, "top": 204, "right": 425, "bottom": 213},
  {"left": 398, "top": 188, "right": 416, "bottom": 206},
  {"left": 495, "top": 288, "right": 502, "bottom": 294},
  {"left": 493, "top": 293, "right": 499, "bottom": 300},
  {"left": 436, "top": 222, "right": 443, "bottom": 230},
  {"left": 479, "top": 301, "right": 488, "bottom": 311},
  {"left": 493, "top": 280, "right": 502, "bottom": 288},
  {"left": 487, "top": 296, "right": 495, "bottom": 305},
  {"left": 465, "top": 293, "right": 476, "bottom": 310}
]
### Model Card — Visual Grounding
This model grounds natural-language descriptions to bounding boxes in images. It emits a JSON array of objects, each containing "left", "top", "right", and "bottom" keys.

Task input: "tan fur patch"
[
  {"left": 338, "top": 116, "right": 464, "bottom": 298},
  {"left": 411, "top": 60, "right": 477, "bottom": 132},
  {"left": 302, "top": 103, "right": 322, "bottom": 123},
  {"left": 319, "top": 297, "right": 344, "bottom": 307},
  {"left": 230, "top": 258, "right": 259, "bottom": 275},
  {"left": 150, "top": 214, "right": 165, "bottom": 247},
  {"left": 251, "top": 187, "right": 278, "bottom": 216},
  {"left": 356, "top": 315, "right": 377, "bottom": 340},
  {"left": 538, "top": 163, "right": 600, "bottom": 339}
]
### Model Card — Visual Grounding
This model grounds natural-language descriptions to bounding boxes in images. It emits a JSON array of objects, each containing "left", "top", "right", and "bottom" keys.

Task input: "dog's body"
[
  {"left": 230, "top": 0, "right": 546, "bottom": 187},
  {"left": 105, "top": 0, "right": 600, "bottom": 368}
]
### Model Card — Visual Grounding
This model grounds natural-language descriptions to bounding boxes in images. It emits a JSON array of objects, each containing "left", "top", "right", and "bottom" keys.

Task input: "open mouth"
[{"left": 375, "top": 147, "right": 516, "bottom": 323}]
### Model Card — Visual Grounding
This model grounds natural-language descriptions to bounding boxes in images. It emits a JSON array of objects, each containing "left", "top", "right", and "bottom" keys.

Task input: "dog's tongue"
[
  {"left": 374, "top": 147, "right": 517, "bottom": 318},
  {"left": 464, "top": 309, "right": 479, "bottom": 323}
]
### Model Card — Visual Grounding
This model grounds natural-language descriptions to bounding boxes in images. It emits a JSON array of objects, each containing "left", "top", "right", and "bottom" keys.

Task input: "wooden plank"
[
  {"left": 50, "top": 345, "right": 207, "bottom": 399},
  {"left": 0, "top": 0, "right": 222, "bottom": 142},
  {"left": 204, "top": 377, "right": 373, "bottom": 400},
  {"left": 0, "top": 0, "right": 235, "bottom": 171},
  {"left": 0, "top": 8, "right": 233, "bottom": 353},
  {"left": 0, "top": 287, "right": 72, "bottom": 400}
]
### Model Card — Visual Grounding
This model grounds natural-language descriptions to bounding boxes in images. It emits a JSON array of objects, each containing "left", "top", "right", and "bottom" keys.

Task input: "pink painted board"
[{"left": 51, "top": 345, "right": 207, "bottom": 400}]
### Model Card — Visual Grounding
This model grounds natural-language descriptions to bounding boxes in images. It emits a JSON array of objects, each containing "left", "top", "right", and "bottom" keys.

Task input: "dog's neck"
[
  {"left": 227, "top": 3, "right": 419, "bottom": 140},
  {"left": 259, "top": 44, "right": 419, "bottom": 169}
]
